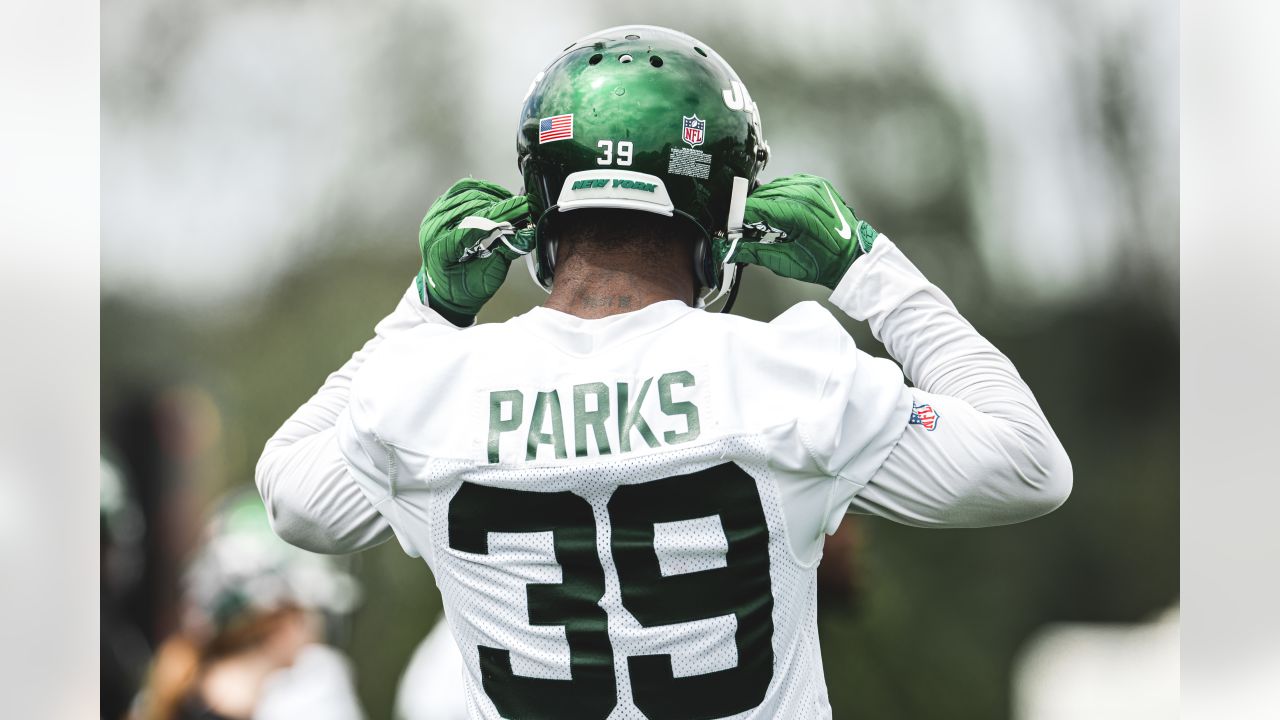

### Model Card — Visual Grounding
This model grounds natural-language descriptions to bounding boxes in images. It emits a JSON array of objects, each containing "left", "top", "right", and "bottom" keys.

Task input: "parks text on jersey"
[{"left": 487, "top": 370, "right": 701, "bottom": 463}]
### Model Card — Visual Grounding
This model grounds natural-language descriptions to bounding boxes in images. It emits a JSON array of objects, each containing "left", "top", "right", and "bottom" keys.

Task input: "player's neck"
[{"left": 544, "top": 251, "right": 697, "bottom": 319}]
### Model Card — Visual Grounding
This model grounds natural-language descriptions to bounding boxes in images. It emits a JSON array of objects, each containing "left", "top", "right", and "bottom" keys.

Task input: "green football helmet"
[
  {"left": 185, "top": 492, "right": 360, "bottom": 633},
  {"left": 517, "top": 25, "right": 769, "bottom": 306}
]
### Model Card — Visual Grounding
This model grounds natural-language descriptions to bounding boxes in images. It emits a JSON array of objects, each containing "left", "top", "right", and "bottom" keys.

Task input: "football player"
[
  {"left": 133, "top": 493, "right": 364, "bottom": 720},
  {"left": 256, "top": 25, "right": 1071, "bottom": 719}
]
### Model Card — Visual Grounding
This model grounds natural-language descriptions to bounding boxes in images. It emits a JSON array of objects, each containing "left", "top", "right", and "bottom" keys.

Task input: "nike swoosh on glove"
[{"left": 715, "top": 173, "right": 878, "bottom": 290}]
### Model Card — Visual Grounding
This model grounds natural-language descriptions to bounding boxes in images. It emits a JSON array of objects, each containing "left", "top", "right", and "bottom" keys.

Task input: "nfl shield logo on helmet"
[
  {"left": 682, "top": 115, "right": 706, "bottom": 147},
  {"left": 910, "top": 402, "right": 939, "bottom": 431}
]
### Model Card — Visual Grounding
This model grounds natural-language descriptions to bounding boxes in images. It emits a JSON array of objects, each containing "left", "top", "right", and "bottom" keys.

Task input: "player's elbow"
[
  {"left": 1009, "top": 435, "right": 1073, "bottom": 522},
  {"left": 259, "top": 488, "right": 351, "bottom": 554},
  {"left": 255, "top": 448, "right": 331, "bottom": 553},
  {"left": 955, "top": 434, "right": 1071, "bottom": 527},
  {"left": 254, "top": 446, "right": 278, "bottom": 515},
  {"left": 263, "top": 504, "right": 348, "bottom": 555},
  {"left": 256, "top": 447, "right": 376, "bottom": 555}
]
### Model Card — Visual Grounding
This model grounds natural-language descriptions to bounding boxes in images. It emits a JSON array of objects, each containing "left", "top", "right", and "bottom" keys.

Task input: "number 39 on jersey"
[{"left": 447, "top": 462, "right": 774, "bottom": 719}]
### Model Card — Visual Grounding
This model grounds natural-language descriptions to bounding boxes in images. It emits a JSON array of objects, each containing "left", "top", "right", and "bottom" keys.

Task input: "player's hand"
[
  {"left": 716, "top": 173, "right": 878, "bottom": 290},
  {"left": 416, "top": 178, "right": 535, "bottom": 326}
]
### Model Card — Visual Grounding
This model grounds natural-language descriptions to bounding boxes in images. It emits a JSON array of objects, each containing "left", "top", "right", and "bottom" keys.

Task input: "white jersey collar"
[{"left": 516, "top": 300, "right": 698, "bottom": 356}]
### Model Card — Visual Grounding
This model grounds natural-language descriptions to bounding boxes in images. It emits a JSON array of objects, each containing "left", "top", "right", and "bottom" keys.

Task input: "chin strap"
[
  {"left": 698, "top": 176, "right": 749, "bottom": 312},
  {"left": 527, "top": 207, "right": 560, "bottom": 292},
  {"left": 720, "top": 264, "right": 745, "bottom": 314},
  {"left": 456, "top": 216, "right": 531, "bottom": 263}
]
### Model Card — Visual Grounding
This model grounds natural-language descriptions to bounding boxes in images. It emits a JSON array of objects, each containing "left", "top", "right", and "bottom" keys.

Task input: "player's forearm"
[
  {"left": 256, "top": 281, "right": 454, "bottom": 552},
  {"left": 847, "top": 386, "right": 1070, "bottom": 527},
  {"left": 832, "top": 237, "right": 1058, "bottom": 443},
  {"left": 831, "top": 237, "right": 1071, "bottom": 523}
]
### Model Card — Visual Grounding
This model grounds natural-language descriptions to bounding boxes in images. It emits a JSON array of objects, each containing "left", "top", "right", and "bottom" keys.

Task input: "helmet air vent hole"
[
  {"left": 649, "top": 55, "right": 663, "bottom": 68},
  {"left": 619, "top": 54, "right": 633, "bottom": 64},
  {"left": 694, "top": 46, "right": 707, "bottom": 57},
  {"left": 625, "top": 34, "right": 640, "bottom": 40},
  {"left": 589, "top": 53, "right": 602, "bottom": 65}
]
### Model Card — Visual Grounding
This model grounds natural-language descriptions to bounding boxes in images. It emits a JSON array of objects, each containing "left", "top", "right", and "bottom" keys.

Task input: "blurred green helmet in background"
[
  {"left": 517, "top": 25, "right": 769, "bottom": 302},
  {"left": 185, "top": 492, "right": 360, "bottom": 634}
]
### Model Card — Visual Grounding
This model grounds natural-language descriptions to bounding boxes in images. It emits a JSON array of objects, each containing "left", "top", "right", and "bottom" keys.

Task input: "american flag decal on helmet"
[
  {"left": 910, "top": 402, "right": 939, "bottom": 431},
  {"left": 538, "top": 114, "right": 573, "bottom": 143}
]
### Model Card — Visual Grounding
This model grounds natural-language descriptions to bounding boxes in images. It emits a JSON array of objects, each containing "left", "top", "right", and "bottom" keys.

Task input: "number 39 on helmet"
[{"left": 517, "top": 25, "right": 770, "bottom": 307}]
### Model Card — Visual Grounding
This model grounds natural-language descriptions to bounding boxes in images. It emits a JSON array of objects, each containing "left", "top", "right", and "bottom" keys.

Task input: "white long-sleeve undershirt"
[{"left": 829, "top": 236, "right": 1071, "bottom": 527}]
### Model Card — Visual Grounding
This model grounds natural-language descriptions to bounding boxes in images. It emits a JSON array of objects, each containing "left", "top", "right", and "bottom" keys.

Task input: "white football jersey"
[
  {"left": 336, "top": 299, "right": 911, "bottom": 719},
  {"left": 258, "top": 238, "right": 1069, "bottom": 718}
]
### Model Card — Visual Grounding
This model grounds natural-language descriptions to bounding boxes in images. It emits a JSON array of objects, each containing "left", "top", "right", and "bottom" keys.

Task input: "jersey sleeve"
[
  {"left": 827, "top": 236, "right": 1073, "bottom": 527},
  {"left": 334, "top": 375, "right": 424, "bottom": 558},
  {"left": 333, "top": 319, "right": 460, "bottom": 561},
  {"left": 780, "top": 304, "right": 914, "bottom": 535},
  {"left": 255, "top": 281, "right": 456, "bottom": 554}
]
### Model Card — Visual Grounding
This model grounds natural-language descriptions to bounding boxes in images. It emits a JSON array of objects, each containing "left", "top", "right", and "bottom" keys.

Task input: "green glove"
[
  {"left": 416, "top": 178, "right": 535, "bottom": 326},
  {"left": 715, "top": 173, "right": 878, "bottom": 290}
]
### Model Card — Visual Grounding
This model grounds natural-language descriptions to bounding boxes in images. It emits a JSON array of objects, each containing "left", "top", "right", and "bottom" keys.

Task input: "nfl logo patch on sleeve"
[{"left": 910, "top": 402, "right": 939, "bottom": 431}]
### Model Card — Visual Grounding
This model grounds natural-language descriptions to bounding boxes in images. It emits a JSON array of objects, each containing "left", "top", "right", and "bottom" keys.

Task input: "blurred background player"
[
  {"left": 394, "top": 619, "right": 468, "bottom": 720},
  {"left": 133, "top": 492, "right": 365, "bottom": 720},
  {"left": 102, "top": 385, "right": 217, "bottom": 720},
  {"left": 102, "top": 455, "right": 152, "bottom": 720}
]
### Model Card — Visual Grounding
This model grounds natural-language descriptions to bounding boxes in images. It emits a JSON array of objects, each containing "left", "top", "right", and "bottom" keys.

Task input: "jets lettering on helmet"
[
  {"left": 722, "top": 80, "right": 765, "bottom": 141},
  {"left": 722, "top": 80, "right": 747, "bottom": 110},
  {"left": 486, "top": 370, "right": 701, "bottom": 463}
]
